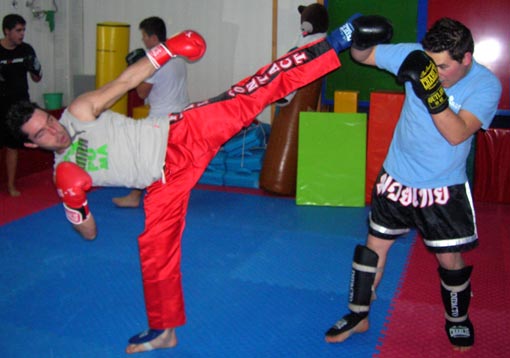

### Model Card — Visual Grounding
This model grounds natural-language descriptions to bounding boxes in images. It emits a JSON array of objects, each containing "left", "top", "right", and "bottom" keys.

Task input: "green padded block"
[{"left": 296, "top": 112, "right": 367, "bottom": 207}]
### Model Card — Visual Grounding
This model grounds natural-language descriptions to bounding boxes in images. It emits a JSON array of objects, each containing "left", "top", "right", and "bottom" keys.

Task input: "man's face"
[
  {"left": 426, "top": 50, "right": 472, "bottom": 89},
  {"left": 4, "top": 23, "right": 26, "bottom": 46},
  {"left": 141, "top": 30, "right": 159, "bottom": 49},
  {"left": 22, "top": 109, "right": 72, "bottom": 153}
]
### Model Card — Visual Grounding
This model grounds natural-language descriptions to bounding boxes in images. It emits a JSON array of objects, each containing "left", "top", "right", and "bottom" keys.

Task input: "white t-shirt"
[
  {"left": 54, "top": 109, "right": 170, "bottom": 189},
  {"left": 145, "top": 56, "right": 190, "bottom": 116}
]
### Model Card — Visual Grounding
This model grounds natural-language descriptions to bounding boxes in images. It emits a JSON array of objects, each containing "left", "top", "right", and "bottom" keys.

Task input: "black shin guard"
[
  {"left": 438, "top": 265, "right": 474, "bottom": 347},
  {"left": 348, "top": 245, "right": 379, "bottom": 314},
  {"left": 326, "top": 245, "right": 379, "bottom": 337}
]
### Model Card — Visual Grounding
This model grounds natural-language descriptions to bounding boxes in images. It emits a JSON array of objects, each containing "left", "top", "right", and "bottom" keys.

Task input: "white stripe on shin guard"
[{"left": 352, "top": 262, "right": 379, "bottom": 274}]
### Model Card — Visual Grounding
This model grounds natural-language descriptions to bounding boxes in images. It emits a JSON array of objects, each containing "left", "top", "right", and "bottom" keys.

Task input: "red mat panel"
[
  {"left": 474, "top": 128, "right": 510, "bottom": 203},
  {"left": 365, "top": 92, "right": 404, "bottom": 204},
  {"left": 0, "top": 148, "right": 53, "bottom": 184},
  {"left": 0, "top": 169, "right": 60, "bottom": 226},
  {"left": 376, "top": 202, "right": 510, "bottom": 357}
]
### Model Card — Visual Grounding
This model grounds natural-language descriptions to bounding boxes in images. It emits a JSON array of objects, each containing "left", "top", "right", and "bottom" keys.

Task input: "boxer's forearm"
[
  {"left": 68, "top": 57, "right": 155, "bottom": 121},
  {"left": 97, "top": 57, "right": 156, "bottom": 111},
  {"left": 351, "top": 47, "right": 376, "bottom": 65},
  {"left": 73, "top": 213, "right": 97, "bottom": 240}
]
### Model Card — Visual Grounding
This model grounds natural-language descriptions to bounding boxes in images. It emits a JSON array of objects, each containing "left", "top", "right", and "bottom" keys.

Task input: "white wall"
[{"left": 1, "top": 0, "right": 316, "bottom": 122}]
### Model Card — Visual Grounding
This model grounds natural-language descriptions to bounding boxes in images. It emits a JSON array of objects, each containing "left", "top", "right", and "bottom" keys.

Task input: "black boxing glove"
[
  {"left": 397, "top": 50, "right": 449, "bottom": 114},
  {"left": 352, "top": 15, "right": 393, "bottom": 50},
  {"left": 125, "top": 48, "right": 146, "bottom": 66},
  {"left": 23, "top": 54, "right": 42, "bottom": 77}
]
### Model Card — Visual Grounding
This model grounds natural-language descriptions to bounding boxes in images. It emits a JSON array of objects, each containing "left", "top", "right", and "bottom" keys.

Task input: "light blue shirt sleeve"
[{"left": 374, "top": 43, "right": 422, "bottom": 75}]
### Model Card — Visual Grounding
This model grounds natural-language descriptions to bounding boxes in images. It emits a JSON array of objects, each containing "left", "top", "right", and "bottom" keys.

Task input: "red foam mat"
[
  {"left": 376, "top": 201, "right": 510, "bottom": 357},
  {"left": 0, "top": 169, "right": 59, "bottom": 226}
]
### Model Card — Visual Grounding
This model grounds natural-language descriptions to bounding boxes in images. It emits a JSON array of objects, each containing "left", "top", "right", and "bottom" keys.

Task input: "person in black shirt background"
[{"left": 1, "top": 14, "right": 42, "bottom": 196}]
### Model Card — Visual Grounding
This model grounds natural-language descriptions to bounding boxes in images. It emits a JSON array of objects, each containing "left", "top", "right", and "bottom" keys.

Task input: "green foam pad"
[{"left": 296, "top": 112, "right": 367, "bottom": 207}]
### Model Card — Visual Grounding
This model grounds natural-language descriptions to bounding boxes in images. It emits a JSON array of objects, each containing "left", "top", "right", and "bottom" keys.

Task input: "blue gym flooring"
[{"left": 0, "top": 187, "right": 414, "bottom": 357}]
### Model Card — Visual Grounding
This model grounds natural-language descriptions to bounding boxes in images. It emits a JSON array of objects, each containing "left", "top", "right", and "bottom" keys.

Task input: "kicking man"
[{"left": 7, "top": 14, "right": 391, "bottom": 354}]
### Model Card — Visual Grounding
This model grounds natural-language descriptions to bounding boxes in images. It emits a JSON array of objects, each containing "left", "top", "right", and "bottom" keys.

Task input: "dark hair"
[
  {"left": 5, "top": 100, "right": 40, "bottom": 144},
  {"left": 139, "top": 17, "right": 166, "bottom": 43},
  {"left": 421, "top": 17, "right": 474, "bottom": 63},
  {"left": 2, "top": 14, "right": 26, "bottom": 34}
]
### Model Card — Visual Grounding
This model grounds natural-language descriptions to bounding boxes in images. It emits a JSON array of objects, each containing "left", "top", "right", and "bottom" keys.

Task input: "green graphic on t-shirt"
[{"left": 63, "top": 138, "right": 108, "bottom": 172}]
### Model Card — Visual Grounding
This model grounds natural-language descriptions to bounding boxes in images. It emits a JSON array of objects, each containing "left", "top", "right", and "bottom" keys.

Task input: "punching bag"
[
  {"left": 260, "top": 3, "right": 328, "bottom": 195},
  {"left": 259, "top": 78, "right": 323, "bottom": 195},
  {"left": 96, "top": 22, "right": 130, "bottom": 114}
]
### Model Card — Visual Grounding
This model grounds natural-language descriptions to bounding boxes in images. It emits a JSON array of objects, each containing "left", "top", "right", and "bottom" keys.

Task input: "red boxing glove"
[
  {"left": 146, "top": 30, "right": 206, "bottom": 69},
  {"left": 55, "top": 162, "right": 92, "bottom": 225}
]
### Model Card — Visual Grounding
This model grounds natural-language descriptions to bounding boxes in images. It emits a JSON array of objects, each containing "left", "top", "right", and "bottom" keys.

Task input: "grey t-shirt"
[{"left": 54, "top": 109, "right": 170, "bottom": 189}]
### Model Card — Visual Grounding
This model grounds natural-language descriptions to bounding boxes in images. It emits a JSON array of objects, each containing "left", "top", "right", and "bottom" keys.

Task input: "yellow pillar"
[
  {"left": 96, "top": 22, "right": 130, "bottom": 114},
  {"left": 132, "top": 105, "right": 150, "bottom": 119}
]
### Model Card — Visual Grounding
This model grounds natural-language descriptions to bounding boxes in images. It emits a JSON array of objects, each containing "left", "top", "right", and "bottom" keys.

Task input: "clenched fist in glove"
[
  {"left": 125, "top": 48, "right": 146, "bottom": 66},
  {"left": 23, "top": 54, "right": 42, "bottom": 77},
  {"left": 397, "top": 50, "right": 449, "bottom": 114},
  {"left": 55, "top": 162, "right": 92, "bottom": 225},
  {"left": 351, "top": 15, "right": 393, "bottom": 50},
  {"left": 146, "top": 30, "right": 206, "bottom": 69}
]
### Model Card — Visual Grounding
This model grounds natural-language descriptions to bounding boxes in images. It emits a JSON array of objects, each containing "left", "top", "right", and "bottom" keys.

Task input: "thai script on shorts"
[{"left": 376, "top": 173, "right": 450, "bottom": 207}]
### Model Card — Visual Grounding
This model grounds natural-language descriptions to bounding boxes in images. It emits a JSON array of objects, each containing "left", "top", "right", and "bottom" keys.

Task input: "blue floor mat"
[{"left": 0, "top": 187, "right": 414, "bottom": 357}]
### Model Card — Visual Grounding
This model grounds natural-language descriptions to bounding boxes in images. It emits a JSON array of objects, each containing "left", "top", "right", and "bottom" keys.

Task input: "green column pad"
[{"left": 296, "top": 112, "right": 367, "bottom": 207}]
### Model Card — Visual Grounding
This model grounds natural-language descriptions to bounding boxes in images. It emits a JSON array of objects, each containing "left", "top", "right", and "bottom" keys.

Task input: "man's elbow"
[
  {"left": 448, "top": 136, "right": 469, "bottom": 147},
  {"left": 76, "top": 227, "right": 97, "bottom": 241},
  {"left": 74, "top": 216, "right": 98, "bottom": 240},
  {"left": 136, "top": 88, "right": 149, "bottom": 99},
  {"left": 81, "top": 230, "right": 97, "bottom": 241}
]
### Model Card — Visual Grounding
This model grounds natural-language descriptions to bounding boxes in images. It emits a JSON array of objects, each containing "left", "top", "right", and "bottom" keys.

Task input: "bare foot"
[
  {"left": 125, "top": 328, "right": 177, "bottom": 354},
  {"left": 112, "top": 190, "right": 142, "bottom": 208},
  {"left": 8, "top": 186, "right": 20, "bottom": 197},
  {"left": 325, "top": 318, "right": 369, "bottom": 343}
]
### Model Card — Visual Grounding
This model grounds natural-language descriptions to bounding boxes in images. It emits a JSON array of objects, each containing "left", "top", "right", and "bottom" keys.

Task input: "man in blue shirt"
[{"left": 325, "top": 17, "right": 501, "bottom": 352}]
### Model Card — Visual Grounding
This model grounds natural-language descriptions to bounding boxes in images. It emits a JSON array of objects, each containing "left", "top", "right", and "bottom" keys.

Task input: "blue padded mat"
[{"left": 0, "top": 187, "right": 414, "bottom": 357}]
